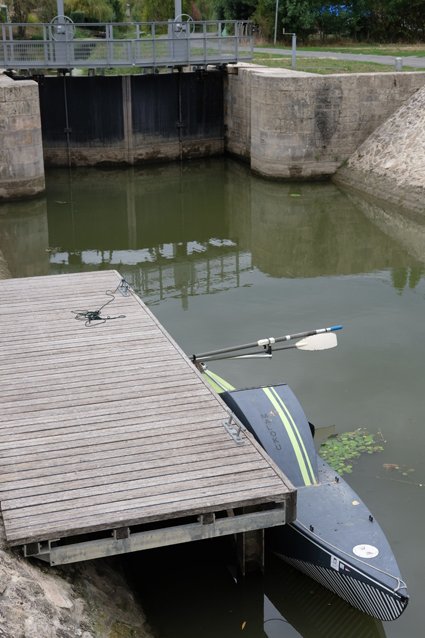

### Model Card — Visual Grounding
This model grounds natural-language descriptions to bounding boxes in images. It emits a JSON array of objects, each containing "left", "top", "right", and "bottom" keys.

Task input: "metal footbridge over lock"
[{"left": 0, "top": 11, "right": 253, "bottom": 73}]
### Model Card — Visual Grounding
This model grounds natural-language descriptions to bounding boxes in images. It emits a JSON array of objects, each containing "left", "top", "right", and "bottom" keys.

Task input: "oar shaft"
[
  {"left": 193, "top": 325, "right": 342, "bottom": 360},
  {"left": 199, "top": 352, "right": 274, "bottom": 363}
]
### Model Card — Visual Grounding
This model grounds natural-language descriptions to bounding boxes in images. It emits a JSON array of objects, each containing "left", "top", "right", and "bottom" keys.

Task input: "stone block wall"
[
  {"left": 225, "top": 66, "right": 425, "bottom": 181},
  {"left": 0, "top": 74, "right": 45, "bottom": 200},
  {"left": 334, "top": 84, "right": 425, "bottom": 214}
]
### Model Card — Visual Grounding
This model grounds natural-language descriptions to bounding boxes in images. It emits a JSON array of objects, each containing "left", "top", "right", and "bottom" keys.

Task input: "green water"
[{"left": 0, "top": 158, "right": 424, "bottom": 637}]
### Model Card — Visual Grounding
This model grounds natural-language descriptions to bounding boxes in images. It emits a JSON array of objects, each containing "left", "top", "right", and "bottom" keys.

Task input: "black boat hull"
[
  {"left": 220, "top": 382, "right": 409, "bottom": 621},
  {"left": 271, "top": 521, "right": 408, "bottom": 621}
]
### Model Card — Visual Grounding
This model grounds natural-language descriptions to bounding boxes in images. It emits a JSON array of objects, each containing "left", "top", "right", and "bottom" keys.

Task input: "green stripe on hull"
[
  {"left": 203, "top": 369, "right": 235, "bottom": 393},
  {"left": 263, "top": 387, "right": 317, "bottom": 486}
]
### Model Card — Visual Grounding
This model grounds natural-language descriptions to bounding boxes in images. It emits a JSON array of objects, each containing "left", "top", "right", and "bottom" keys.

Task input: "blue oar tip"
[{"left": 330, "top": 324, "right": 343, "bottom": 331}]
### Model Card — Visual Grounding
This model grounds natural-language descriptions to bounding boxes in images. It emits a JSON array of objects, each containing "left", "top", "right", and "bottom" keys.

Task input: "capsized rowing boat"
[{"left": 202, "top": 368, "right": 409, "bottom": 622}]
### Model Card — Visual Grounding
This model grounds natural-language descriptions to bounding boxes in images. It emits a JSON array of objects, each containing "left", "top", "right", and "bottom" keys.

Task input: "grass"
[
  {"left": 253, "top": 52, "right": 418, "bottom": 74},
  {"left": 299, "top": 45, "right": 425, "bottom": 57},
  {"left": 255, "top": 42, "right": 425, "bottom": 57}
]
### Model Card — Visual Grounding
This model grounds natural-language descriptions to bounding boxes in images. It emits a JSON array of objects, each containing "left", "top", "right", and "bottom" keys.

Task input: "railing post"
[
  {"left": 42, "top": 24, "right": 48, "bottom": 66},
  {"left": 187, "top": 18, "right": 191, "bottom": 66},
  {"left": 135, "top": 23, "right": 140, "bottom": 64},
  {"left": 1, "top": 23, "right": 7, "bottom": 67},
  {"left": 291, "top": 32, "right": 296, "bottom": 70},
  {"left": 152, "top": 22, "right": 156, "bottom": 68},
  {"left": 7, "top": 23, "right": 12, "bottom": 67},
  {"left": 106, "top": 23, "right": 113, "bottom": 66}
]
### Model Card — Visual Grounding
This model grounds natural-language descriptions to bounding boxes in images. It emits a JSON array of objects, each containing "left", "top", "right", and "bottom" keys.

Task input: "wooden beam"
[{"left": 28, "top": 505, "right": 287, "bottom": 566}]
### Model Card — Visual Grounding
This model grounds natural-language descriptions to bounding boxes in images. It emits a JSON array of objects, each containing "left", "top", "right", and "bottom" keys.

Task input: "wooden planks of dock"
[{"left": 0, "top": 270, "right": 295, "bottom": 564}]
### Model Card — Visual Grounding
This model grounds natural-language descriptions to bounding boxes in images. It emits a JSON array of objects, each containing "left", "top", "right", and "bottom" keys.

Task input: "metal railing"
[{"left": 0, "top": 20, "right": 253, "bottom": 70}]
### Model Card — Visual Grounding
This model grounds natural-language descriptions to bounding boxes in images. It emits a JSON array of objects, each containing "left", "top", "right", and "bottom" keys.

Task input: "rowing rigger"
[{"left": 192, "top": 325, "right": 343, "bottom": 363}]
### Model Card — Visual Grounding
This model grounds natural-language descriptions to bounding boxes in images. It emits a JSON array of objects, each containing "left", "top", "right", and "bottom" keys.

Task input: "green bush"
[{"left": 70, "top": 10, "right": 86, "bottom": 23}]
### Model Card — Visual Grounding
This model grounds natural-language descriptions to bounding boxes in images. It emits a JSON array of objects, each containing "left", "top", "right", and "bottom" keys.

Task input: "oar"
[
  {"left": 197, "top": 332, "right": 338, "bottom": 362},
  {"left": 192, "top": 325, "right": 342, "bottom": 361},
  {"left": 285, "top": 332, "right": 338, "bottom": 351}
]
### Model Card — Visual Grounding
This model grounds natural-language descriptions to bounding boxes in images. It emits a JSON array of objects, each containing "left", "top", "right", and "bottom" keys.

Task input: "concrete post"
[{"left": 395, "top": 57, "right": 403, "bottom": 72}]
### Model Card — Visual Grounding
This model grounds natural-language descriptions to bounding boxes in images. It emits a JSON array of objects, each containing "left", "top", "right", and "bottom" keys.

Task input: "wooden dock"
[{"left": 0, "top": 270, "right": 295, "bottom": 566}]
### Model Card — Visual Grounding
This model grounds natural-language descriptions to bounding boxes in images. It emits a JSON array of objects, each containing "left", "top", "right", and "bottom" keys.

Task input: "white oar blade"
[{"left": 296, "top": 332, "right": 337, "bottom": 351}]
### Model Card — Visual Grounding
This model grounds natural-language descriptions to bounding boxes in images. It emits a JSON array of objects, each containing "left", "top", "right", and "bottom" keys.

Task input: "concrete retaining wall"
[
  {"left": 224, "top": 66, "right": 253, "bottom": 162},
  {"left": 225, "top": 65, "right": 425, "bottom": 180},
  {"left": 2, "top": 66, "right": 424, "bottom": 203},
  {"left": 334, "top": 84, "right": 425, "bottom": 214},
  {"left": 0, "top": 74, "right": 45, "bottom": 200}
]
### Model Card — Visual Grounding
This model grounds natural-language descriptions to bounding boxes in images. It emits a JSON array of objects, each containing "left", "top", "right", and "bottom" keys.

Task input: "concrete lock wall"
[
  {"left": 0, "top": 74, "right": 45, "bottom": 200},
  {"left": 2, "top": 65, "right": 425, "bottom": 203},
  {"left": 225, "top": 65, "right": 425, "bottom": 180},
  {"left": 334, "top": 83, "right": 425, "bottom": 214}
]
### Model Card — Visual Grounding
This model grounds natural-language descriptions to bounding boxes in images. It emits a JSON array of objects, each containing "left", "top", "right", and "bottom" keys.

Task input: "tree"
[
  {"left": 66, "top": 0, "right": 114, "bottom": 22},
  {"left": 282, "top": 0, "right": 317, "bottom": 42},
  {"left": 252, "top": 0, "right": 277, "bottom": 39},
  {"left": 213, "top": 0, "right": 257, "bottom": 20},
  {"left": 109, "top": 0, "right": 125, "bottom": 22},
  {"left": 365, "top": 0, "right": 425, "bottom": 42},
  {"left": 37, "top": 0, "right": 58, "bottom": 22},
  {"left": 193, "top": 0, "right": 216, "bottom": 20},
  {"left": 4, "top": 0, "right": 36, "bottom": 23}
]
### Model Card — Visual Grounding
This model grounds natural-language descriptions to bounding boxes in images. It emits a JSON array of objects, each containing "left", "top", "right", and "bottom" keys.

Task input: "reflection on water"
[
  {"left": 0, "top": 198, "right": 49, "bottom": 278},
  {"left": 126, "top": 539, "right": 386, "bottom": 638},
  {"left": 12, "top": 159, "right": 419, "bottom": 308},
  {"left": 343, "top": 190, "right": 425, "bottom": 294},
  {"left": 226, "top": 162, "right": 422, "bottom": 280},
  {"left": 45, "top": 163, "right": 251, "bottom": 309},
  {"left": 0, "top": 158, "right": 424, "bottom": 637},
  {"left": 264, "top": 559, "right": 385, "bottom": 638},
  {"left": 346, "top": 189, "right": 425, "bottom": 267}
]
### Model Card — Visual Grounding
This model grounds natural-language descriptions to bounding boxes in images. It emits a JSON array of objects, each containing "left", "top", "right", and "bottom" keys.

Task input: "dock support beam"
[
  {"left": 24, "top": 505, "right": 287, "bottom": 566},
  {"left": 237, "top": 528, "right": 264, "bottom": 576}
]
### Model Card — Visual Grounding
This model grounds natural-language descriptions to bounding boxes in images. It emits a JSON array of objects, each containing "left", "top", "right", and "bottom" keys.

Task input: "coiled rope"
[{"left": 71, "top": 278, "right": 130, "bottom": 327}]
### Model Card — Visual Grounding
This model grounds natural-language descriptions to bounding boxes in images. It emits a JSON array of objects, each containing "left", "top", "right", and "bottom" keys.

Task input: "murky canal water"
[{"left": 0, "top": 158, "right": 424, "bottom": 637}]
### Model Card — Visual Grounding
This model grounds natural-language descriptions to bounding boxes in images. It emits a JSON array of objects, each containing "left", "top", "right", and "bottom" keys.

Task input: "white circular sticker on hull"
[{"left": 353, "top": 544, "right": 379, "bottom": 558}]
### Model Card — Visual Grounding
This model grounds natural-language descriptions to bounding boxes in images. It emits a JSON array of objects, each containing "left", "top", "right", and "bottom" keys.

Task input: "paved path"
[{"left": 255, "top": 47, "right": 425, "bottom": 69}]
